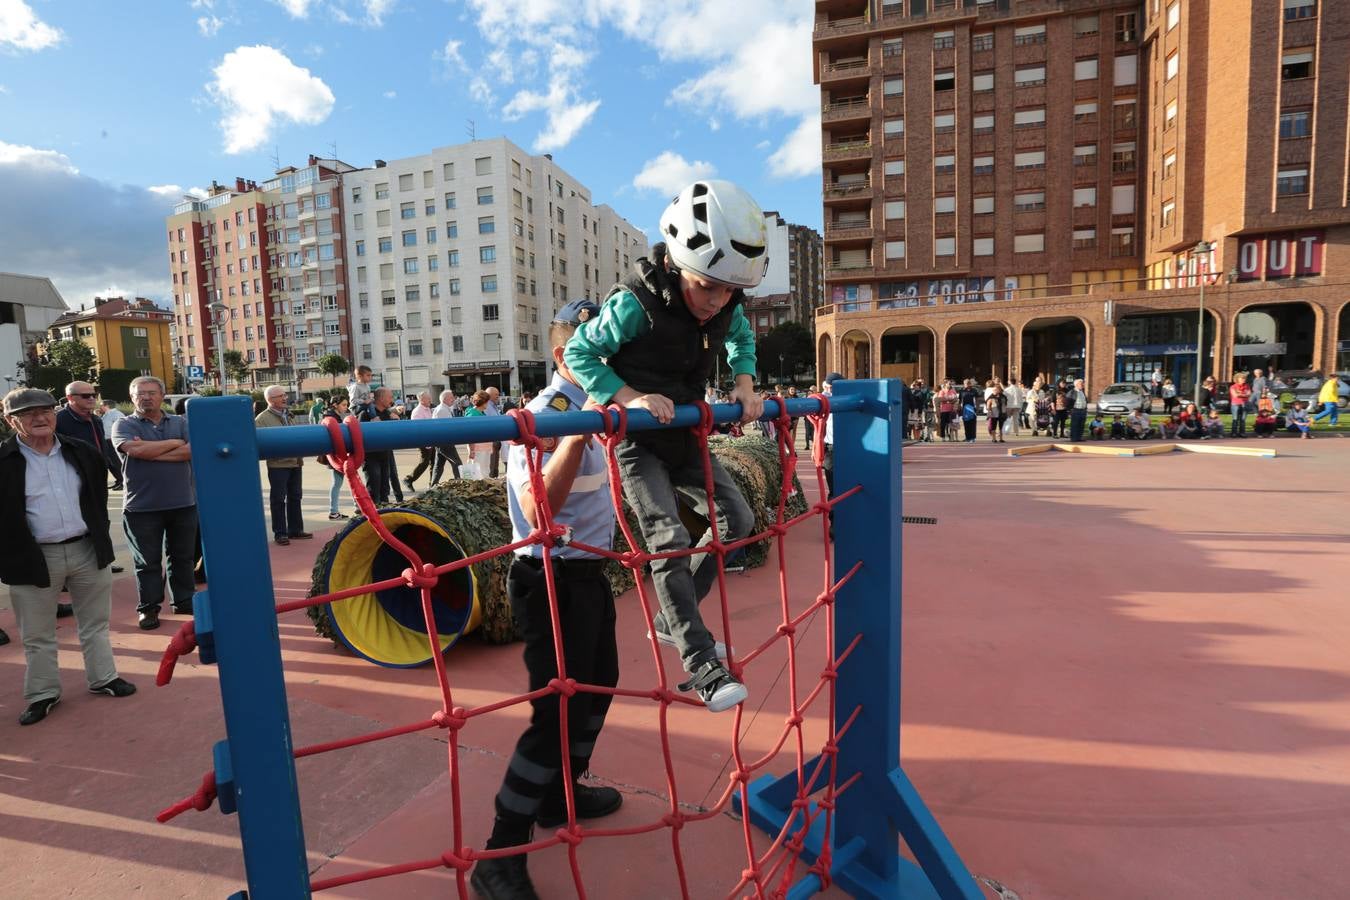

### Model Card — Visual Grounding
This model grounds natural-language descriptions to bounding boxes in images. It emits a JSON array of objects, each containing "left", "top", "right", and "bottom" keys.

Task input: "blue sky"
[{"left": 0, "top": 0, "right": 821, "bottom": 307}]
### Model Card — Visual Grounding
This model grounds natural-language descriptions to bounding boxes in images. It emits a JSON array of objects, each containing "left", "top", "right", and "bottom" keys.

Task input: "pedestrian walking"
[{"left": 255, "top": 386, "right": 312, "bottom": 545}]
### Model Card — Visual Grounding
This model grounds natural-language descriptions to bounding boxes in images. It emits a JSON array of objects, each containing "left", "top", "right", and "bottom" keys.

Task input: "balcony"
[
  {"left": 823, "top": 139, "right": 871, "bottom": 163},
  {"left": 824, "top": 221, "right": 873, "bottom": 243},
  {"left": 823, "top": 179, "right": 872, "bottom": 204},
  {"left": 826, "top": 261, "right": 873, "bottom": 278},
  {"left": 821, "top": 57, "right": 872, "bottom": 86},
  {"left": 822, "top": 96, "right": 871, "bottom": 124},
  {"left": 814, "top": 15, "right": 871, "bottom": 41}
]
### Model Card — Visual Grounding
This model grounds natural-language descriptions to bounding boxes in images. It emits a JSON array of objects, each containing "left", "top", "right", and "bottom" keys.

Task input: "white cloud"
[
  {"left": 207, "top": 45, "right": 335, "bottom": 155},
  {"left": 632, "top": 151, "right": 715, "bottom": 196},
  {"left": 197, "top": 14, "right": 225, "bottom": 36},
  {"left": 382, "top": 89, "right": 396, "bottom": 99},
  {"left": 362, "top": 0, "right": 394, "bottom": 25},
  {"left": 0, "top": 83, "right": 9, "bottom": 93},
  {"left": 502, "top": 78, "right": 600, "bottom": 153},
  {"left": 147, "top": 184, "right": 208, "bottom": 199},
  {"left": 0, "top": 139, "right": 77, "bottom": 174},
  {"left": 767, "top": 113, "right": 820, "bottom": 178},
  {"left": 0, "top": 0, "right": 63, "bottom": 51},
  {"left": 437, "top": 38, "right": 468, "bottom": 74},
  {"left": 272, "top": 0, "right": 315, "bottom": 17},
  {"left": 468, "top": 77, "right": 495, "bottom": 105}
]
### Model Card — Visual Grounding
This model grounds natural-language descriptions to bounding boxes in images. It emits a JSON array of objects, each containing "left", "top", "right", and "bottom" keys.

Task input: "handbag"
[{"left": 460, "top": 460, "right": 484, "bottom": 480}]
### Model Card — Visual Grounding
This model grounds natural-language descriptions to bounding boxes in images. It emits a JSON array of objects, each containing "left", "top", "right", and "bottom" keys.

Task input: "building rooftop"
[{"left": 0, "top": 272, "right": 69, "bottom": 311}]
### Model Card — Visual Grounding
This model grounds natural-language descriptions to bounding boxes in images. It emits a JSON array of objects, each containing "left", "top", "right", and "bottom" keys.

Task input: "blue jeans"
[
  {"left": 329, "top": 467, "right": 345, "bottom": 515},
  {"left": 267, "top": 466, "right": 304, "bottom": 537},
  {"left": 1311, "top": 402, "right": 1340, "bottom": 425},
  {"left": 123, "top": 506, "right": 198, "bottom": 613},
  {"left": 1230, "top": 406, "right": 1248, "bottom": 436}
]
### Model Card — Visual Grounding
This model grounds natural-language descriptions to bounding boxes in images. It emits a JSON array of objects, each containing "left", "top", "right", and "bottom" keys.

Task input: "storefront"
[{"left": 442, "top": 360, "right": 516, "bottom": 396}]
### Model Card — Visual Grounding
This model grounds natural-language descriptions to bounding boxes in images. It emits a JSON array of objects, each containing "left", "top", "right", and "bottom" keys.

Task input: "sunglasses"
[{"left": 72, "top": 393, "right": 97, "bottom": 399}]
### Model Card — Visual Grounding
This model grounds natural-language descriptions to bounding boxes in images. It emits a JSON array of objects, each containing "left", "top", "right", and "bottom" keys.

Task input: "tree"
[
  {"left": 755, "top": 321, "right": 814, "bottom": 385},
  {"left": 315, "top": 353, "right": 351, "bottom": 387},
  {"left": 221, "top": 349, "right": 252, "bottom": 390},
  {"left": 46, "top": 339, "right": 97, "bottom": 384}
]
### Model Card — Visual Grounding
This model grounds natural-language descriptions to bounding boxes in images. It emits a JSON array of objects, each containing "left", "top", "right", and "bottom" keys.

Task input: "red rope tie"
[
  {"left": 432, "top": 707, "right": 468, "bottom": 732},
  {"left": 548, "top": 677, "right": 578, "bottom": 698},
  {"left": 155, "top": 621, "right": 198, "bottom": 687},
  {"left": 648, "top": 687, "right": 676, "bottom": 704},
  {"left": 775, "top": 623, "right": 796, "bottom": 639},
  {"left": 597, "top": 402, "right": 628, "bottom": 447},
  {"left": 402, "top": 563, "right": 439, "bottom": 591},
  {"left": 440, "top": 849, "right": 473, "bottom": 872},
  {"left": 663, "top": 810, "right": 687, "bottom": 831},
  {"left": 785, "top": 713, "right": 803, "bottom": 728},
  {"left": 321, "top": 416, "right": 351, "bottom": 469},
  {"left": 156, "top": 770, "right": 217, "bottom": 822},
  {"left": 691, "top": 399, "right": 714, "bottom": 438},
  {"left": 554, "top": 826, "right": 584, "bottom": 846},
  {"left": 506, "top": 407, "right": 539, "bottom": 448}
]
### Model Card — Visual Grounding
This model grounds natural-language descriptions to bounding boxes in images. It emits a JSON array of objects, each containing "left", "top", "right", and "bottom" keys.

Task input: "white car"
[{"left": 1097, "top": 383, "right": 1153, "bottom": 414}]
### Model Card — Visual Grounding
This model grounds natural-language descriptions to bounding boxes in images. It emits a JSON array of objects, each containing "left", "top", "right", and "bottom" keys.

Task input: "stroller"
[{"left": 1033, "top": 395, "right": 1054, "bottom": 436}]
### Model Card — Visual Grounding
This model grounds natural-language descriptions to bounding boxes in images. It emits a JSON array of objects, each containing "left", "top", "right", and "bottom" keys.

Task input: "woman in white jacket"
[{"left": 1002, "top": 379, "right": 1024, "bottom": 437}]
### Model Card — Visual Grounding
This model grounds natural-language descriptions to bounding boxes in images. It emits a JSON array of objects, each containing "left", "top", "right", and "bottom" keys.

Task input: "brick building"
[
  {"left": 812, "top": 0, "right": 1349, "bottom": 393},
  {"left": 47, "top": 296, "right": 174, "bottom": 385}
]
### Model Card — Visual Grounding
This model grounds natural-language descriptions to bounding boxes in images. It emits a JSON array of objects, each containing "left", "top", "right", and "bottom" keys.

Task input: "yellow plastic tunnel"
[{"left": 319, "top": 509, "right": 482, "bottom": 667}]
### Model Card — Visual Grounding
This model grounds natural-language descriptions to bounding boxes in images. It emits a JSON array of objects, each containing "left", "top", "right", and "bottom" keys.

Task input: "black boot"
[
  {"left": 470, "top": 853, "right": 539, "bottom": 900},
  {"left": 536, "top": 781, "right": 623, "bottom": 829}
]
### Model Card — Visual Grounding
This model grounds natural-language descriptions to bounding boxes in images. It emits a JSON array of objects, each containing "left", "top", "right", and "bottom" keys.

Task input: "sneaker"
[
  {"left": 138, "top": 609, "right": 161, "bottom": 630},
  {"left": 19, "top": 696, "right": 59, "bottom": 726},
  {"left": 536, "top": 782, "right": 623, "bottom": 829},
  {"left": 89, "top": 677, "right": 137, "bottom": 698},
  {"left": 57, "top": 603, "right": 74, "bottom": 618},
  {"left": 403, "top": 476, "right": 416, "bottom": 490},
  {"left": 470, "top": 854, "right": 539, "bottom": 900},
  {"left": 111, "top": 564, "right": 124, "bottom": 573},
  {"left": 648, "top": 625, "right": 729, "bottom": 661},
  {"left": 679, "top": 660, "right": 747, "bottom": 713},
  {"left": 328, "top": 512, "right": 349, "bottom": 520},
  {"left": 288, "top": 531, "right": 314, "bottom": 540},
  {"left": 274, "top": 535, "right": 290, "bottom": 546},
  {"left": 172, "top": 601, "right": 193, "bottom": 615}
]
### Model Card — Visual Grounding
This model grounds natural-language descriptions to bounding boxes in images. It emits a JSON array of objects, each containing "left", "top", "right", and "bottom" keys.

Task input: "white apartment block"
[{"left": 342, "top": 138, "right": 648, "bottom": 397}]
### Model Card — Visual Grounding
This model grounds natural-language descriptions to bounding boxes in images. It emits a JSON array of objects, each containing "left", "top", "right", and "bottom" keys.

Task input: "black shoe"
[
  {"left": 57, "top": 603, "right": 74, "bottom": 618},
  {"left": 288, "top": 531, "right": 314, "bottom": 540},
  {"left": 328, "top": 512, "right": 349, "bottom": 520},
  {"left": 138, "top": 609, "right": 161, "bottom": 630},
  {"left": 19, "top": 696, "right": 59, "bottom": 726},
  {"left": 0, "top": 626, "right": 9, "bottom": 647},
  {"left": 172, "top": 602, "right": 193, "bottom": 615},
  {"left": 679, "top": 659, "right": 748, "bottom": 712},
  {"left": 470, "top": 854, "right": 539, "bottom": 900},
  {"left": 403, "top": 476, "right": 415, "bottom": 490},
  {"left": 274, "top": 535, "right": 291, "bottom": 545},
  {"left": 89, "top": 677, "right": 137, "bottom": 698},
  {"left": 536, "top": 782, "right": 623, "bottom": 829},
  {"left": 111, "top": 564, "right": 124, "bottom": 573}
]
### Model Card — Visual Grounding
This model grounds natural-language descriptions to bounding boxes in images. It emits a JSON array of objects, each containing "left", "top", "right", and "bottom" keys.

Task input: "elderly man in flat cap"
[{"left": 0, "top": 388, "right": 136, "bottom": 726}]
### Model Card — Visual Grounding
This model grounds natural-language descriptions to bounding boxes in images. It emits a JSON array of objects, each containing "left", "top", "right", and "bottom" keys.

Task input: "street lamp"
[
  {"left": 778, "top": 352, "right": 785, "bottom": 384},
  {"left": 1192, "top": 240, "right": 1214, "bottom": 409},
  {"left": 388, "top": 322, "right": 405, "bottom": 400},
  {"left": 209, "top": 301, "right": 228, "bottom": 393}
]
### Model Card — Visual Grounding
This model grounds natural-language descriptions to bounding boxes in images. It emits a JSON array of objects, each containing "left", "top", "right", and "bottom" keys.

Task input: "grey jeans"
[
  {"left": 10, "top": 538, "right": 117, "bottom": 703},
  {"left": 614, "top": 440, "right": 753, "bottom": 672}
]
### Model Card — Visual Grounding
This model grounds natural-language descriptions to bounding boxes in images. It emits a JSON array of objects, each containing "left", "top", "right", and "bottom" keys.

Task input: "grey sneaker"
[
  {"left": 679, "top": 660, "right": 747, "bottom": 713},
  {"left": 648, "top": 625, "right": 730, "bottom": 661}
]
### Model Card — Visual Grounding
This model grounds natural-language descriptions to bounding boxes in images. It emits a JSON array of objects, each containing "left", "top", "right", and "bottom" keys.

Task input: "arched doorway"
[
  {"left": 817, "top": 333, "right": 833, "bottom": 382},
  {"left": 943, "top": 321, "right": 1009, "bottom": 384},
  {"left": 1338, "top": 303, "right": 1350, "bottom": 372},
  {"left": 1114, "top": 309, "right": 1217, "bottom": 396},
  {"left": 1233, "top": 301, "right": 1316, "bottom": 375},
  {"left": 879, "top": 325, "right": 936, "bottom": 385},
  {"left": 1020, "top": 317, "right": 1087, "bottom": 387},
  {"left": 839, "top": 329, "right": 872, "bottom": 380}
]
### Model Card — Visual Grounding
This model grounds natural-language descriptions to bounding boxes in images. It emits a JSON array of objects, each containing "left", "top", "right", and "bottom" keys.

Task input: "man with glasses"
[
  {"left": 111, "top": 376, "right": 196, "bottom": 630},
  {"left": 56, "top": 381, "right": 123, "bottom": 491},
  {"left": 0, "top": 389, "right": 137, "bottom": 724},
  {"left": 255, "top": 386, "right": 311, "bottom": 546}
]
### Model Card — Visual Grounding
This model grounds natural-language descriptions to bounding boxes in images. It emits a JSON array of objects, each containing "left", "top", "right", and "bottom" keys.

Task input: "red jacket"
[{"left": 1229, "top": 382, "right": 1252, "bottom": 406}]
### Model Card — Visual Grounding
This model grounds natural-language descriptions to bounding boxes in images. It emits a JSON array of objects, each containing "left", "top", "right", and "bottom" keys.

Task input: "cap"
[
  {"left": 552, "top": 298, "right": 601, "bottom": 326},
  {"left": 823, "top": 372, "right": 844, "bottom": 385},
  {"left": 3, "top": 388, "right": 59, "bottom": 416}
]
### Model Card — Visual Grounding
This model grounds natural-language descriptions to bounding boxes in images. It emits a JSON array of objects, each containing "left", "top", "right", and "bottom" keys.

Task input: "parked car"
[
  {"left": 1284, "top": 372, "right": 1349, "bottom": 410},
  {"left": 1097, "top": 383, "right": 1152, "bottom": 414}
]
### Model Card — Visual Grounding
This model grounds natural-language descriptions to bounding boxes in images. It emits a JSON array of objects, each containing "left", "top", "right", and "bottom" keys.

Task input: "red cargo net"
[{"left": 159, "top": 398, "right": 864, "bottom": 899}]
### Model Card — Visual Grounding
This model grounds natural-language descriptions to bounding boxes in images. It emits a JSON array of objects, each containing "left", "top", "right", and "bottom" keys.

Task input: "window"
[
  {"left": 1165, "top": 99, "right": 1178, "bottom": 129},
  {"left": 883, "top": 38, "right": 903, "bottom": 57},
  {"left": 1014, "top": 24, "right": 1046, "bottom": 45},
  {"left": 1015, "top": 66, "right": 1046, "bottom": 87},
  {"left": 380, "top": 263, "right": 395, "bottom": 281},
  {"left": 376, "top": 210, "right": 391, "bottom": 228},
  {"left": 406, "top": 340, "right": 423, "bottom": 358},
  {"left": 1075, "top": 58, "right": 1098, "bottom": 81},
  {"left": 1111, "top": 184, "right": 1136, "bottom": 214},
  {"left": 1115, "top": 12, "right": 1138, "bottom": 41},
  {"left": 1282, "top": 51, "right": 1312, "bottom": 80},
  {"left": 1014, "top": 150, "right": 1045, "bottom": 170},
  {"left": 474, "top": 157, "right": 493, "bottom": 176},
  {"left": 1014, "top": 233, "right": 1045, "bottom": 253},
  {"left": 477, "top": 186, "right": 494, "bottom": 205},
  {"left": 1074, "top": 144, "right": 1098, "bottom": 166},
  {"left": 355, "top": 239, "right": 366, "bottom": 257},
  {"left": 482, "top": 303, "right": 499, "bottom": 321},
  {"left": 481, "top": 275, "right": 498, "bottom": 293},
  {"left": 1284, "top": 0, "right": 1315, "bottom": 21},
  {"left": 973, "top": 114, "right": 994, "bottom": 134},
  {"left": 1015, "top": 191, "right": 1046, "bottom": 211},
  {"left": 884, "top": 159, "right": 905, "bottom": 177},
  {"left": 1114, "top": 99, "right": 1137, "bottom": 130},
  {"left": 378, "top": 236, "right": 393, "bottom": 253},
  {"left": 443, "top": 162, "right": 455, "bottom": 180},
  {"left": 352, "top": 187, "right": 363, "bottom": 203},
  {"left": 445, "top": 192, "right": 457, "bottom": 209},
  {"left": 448, "top": 249, "right": 460, "bottom": 267},
  {"left": 972, "top": 32, "right": 993, "bottom": 52},
  {"left": 1280, "top": 110, "right": 1312, "bottom": 138},
  {"left": 1014, "top": 108, "right": 1046, "bottom": 128},
  {"left": 426, "top": 226, "right": 437, "bottom": 244},
  {"left": 447, "top": 221, "right": 458, "bottom": 239},
  {"left": 1162, "top": 151, "right": 1177, "bottom": 179},
  {"left": 972, "top": 72, "right": 994, "bottom": 92},
  {"left": 452, "top": 335, "right": 464, "bottom": 352},
  {"left": 433, "top": 337, "right": 443, "bottom": 353},
  {"left": 403, "top": 257, "right": 419, "bottom": 275},
  {"left": 884, "top": 200, "right": 906, "bottom": 219},
  {"left": 1277, "top": 168, "right": 1309, "bottom": 195},
  {"left": 1114, "top": 54, "right": 1138, "bottom": 86},
  {"left": 1165, "top": 52, "right": 1179, "bottom": 81},
  {"left": 934, "top": 154, "right": 956, "bottom": 174},
  {"left": 973, "top": 237, "right": 994, "bottom": 256},
  {"left": 1161, "top": 200, "right": 1176, "bottom": 227},
  {"left": 1073, "top": 228, "right": 1096, "bottom": 249},
  {"left": 480, "top": 245, "right": 496, "bottom": 263},
  {"left": 483, "top": 333, "right": 501, "bottom": 352},
  {"left": 360, "top": 320, "right": 371, "bottom": 334},
  {"left": 402, "top": 230, "right": 417, "bottom": 247},
  {"left": 935, "top": 195, "right": 956, "bottom": 214},
  {"left": 973, "top": 155, "right": 994, "bottom": 175},
  {"left": 1074, "top": 101, "right": 1098, "bottom": 122},
  {"left": 934, "top": 113, "right": 955, "bottom": 132},
  {"left": 1166, "top": 1, "right": 1179, "bottom": 30},
  {"left": 934, "top": 237, "right": 956, "bottom": 256},
  {"left": 1073, "top": 187, "right": 1097, "bottom": 207},
  {"left": 375, "top": 183, "right": 390, "bottom": 200},
  {"left": 396, "top": 173, "right": 412, "bottom": 192},
  {"left": 428, "top": 255, "right": 439, "bottom": 271},
  {"left": 449, "top": 278, "right": 460, "bottom": 295},
  {"left": 933, "top": 30, "right": 955, "bottom": 50},
  {"left": 425, "top": 200, "right": 436, "bottom": 216},
  {"left": 933, "top": 69, "right": 955, "bottom": 91},
  {"left": 1074, "top": 15, "right": 1099, "bottom": 35},
  {"left": 1112, "top": 141, "right": 1136, "bottom": 172},
  {"left": 400, "top": 201, "right": 416, "bottom": 219},
  {"left": 884, "top": 118, "right": 905, "bottom": 137},
  {"left": 973, "top": 196, "right": 994, "bottom": 215},
  {"left": 884, "top": 77, "right": 904, "bottom": 96},
  {"left": 478, "top": 216, "right": 495, "bottom": 235}
]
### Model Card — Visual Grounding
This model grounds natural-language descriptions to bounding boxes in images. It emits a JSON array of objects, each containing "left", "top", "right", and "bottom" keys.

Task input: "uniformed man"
[{"left": 471, "top": 299, "right": 621, "bottom": 900}]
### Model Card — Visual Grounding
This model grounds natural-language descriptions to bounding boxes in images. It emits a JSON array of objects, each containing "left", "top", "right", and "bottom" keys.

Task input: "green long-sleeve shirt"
[{"left": 563, "top": 288, "right": 758, "bottom": 404}]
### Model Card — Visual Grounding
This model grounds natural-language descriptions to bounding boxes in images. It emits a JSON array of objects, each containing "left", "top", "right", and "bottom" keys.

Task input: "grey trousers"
[
  {"left": 10, "top": 538, "right": 117, "bottom": 703},
  {"left": 614, "top": 440, "right": 753, "bottom": 672}
]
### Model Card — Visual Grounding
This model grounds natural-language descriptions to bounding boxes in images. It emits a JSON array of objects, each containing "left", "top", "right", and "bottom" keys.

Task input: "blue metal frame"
[{"left": 184, "top": 383, "right": 974, "bottom": 898}]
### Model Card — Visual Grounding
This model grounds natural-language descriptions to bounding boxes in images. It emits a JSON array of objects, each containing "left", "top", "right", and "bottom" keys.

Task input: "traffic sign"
[{"left": 187, "top": 365, "right": 205, "bottom": 382}]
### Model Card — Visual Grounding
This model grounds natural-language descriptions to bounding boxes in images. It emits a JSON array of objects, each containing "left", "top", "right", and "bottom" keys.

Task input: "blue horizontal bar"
[{"left": 245, "top": 396, "right": 861, "bottom": 460}]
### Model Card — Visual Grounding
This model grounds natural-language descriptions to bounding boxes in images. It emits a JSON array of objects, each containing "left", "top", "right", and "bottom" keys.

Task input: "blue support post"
[
  {"left": 737, "top": 380, "right": 979, "bottom": 898},
  {"left": 188, "top": 396, "right": 310, "bottom": 899}
]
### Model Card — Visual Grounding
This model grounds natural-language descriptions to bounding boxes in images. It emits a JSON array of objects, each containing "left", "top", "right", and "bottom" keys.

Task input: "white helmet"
[{"left": 658, "top": 179, "right": 768, "bottom": 288}]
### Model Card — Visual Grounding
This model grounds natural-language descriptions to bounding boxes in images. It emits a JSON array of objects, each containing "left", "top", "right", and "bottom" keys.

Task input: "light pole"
[
  {"left": 1192, "top": 240, "right": 1214, "bottom": 409},
  {"left": 779, "top": 352, "right": 785, "bottom": 384},
  {"left": 389, "top": 322, "right": 405, "bottom": 401},
  {"left": 209, "top": 301, "right": 229, "bottom": 393}
]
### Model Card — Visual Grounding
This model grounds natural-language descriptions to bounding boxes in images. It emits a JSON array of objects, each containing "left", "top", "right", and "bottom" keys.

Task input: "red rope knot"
[
  {"left": 766, "top": 522, "right": 788, "bottom": 538},
  {"left": 432, "top": 707, "right": 468, "bottom": 732},
  {"left": 790, "top": 796, "right": 810, "bottom": 812},
  {"left": 692, "top": 399, "right": 714, "bottom": 439},
  {"left": 741, "top": 868, "right": 758, "bottom": 885},
  {"left": 339, "top": 414, "right": 366, "bottom": 470},
  {"left": 775, "top": 623, "right": 797, "bottom": 639},
  {"left": 553, "top": 825, "right": 583, "bottom": 846},
  {"left": 662, "top": 810, "right": 687, "bottom": 831},
  {"left": 506, "top": 407, "right": 538, "bottom": 448},
  {"left": 649, "top": 687, "right": 676, "bottom": 705},
  {"left": 816, "top": 796, "right": 836, "bottom": 812},
  {"left": 548, "top": 677, "right": 578, "bottom": 698},
  {"left": 774, "top": 397, "right": 793, "bottom": 434},
  {"left": 808, "top": 392, "right": 831, "bottom": 421},
  {"left": 322, "top": 416, "right": 350, "bottom": 469},
  {"left": 820, "top": 665, "right": 838, "bottom": 682},
  {"left": 155, "top": 620, "right": 198, "bottom": 686},
  {"left": 785, "top": 713, "right": 803, "bottom": 728},
  {"left": 441, "top": 849, "right": 473, "bottom": 871},
  {"left": 821, "top": 740, "right": 840, "bottom": 758},
  {"left": 402, "top": 563, "right": 439, "bottom": 591},
  {"left": 620, "top": 550, "right": 647, "bottom": 571},
  {"left": 786, "top": 836, "right": 805, "bottom": 856},
  {"left": 807, "top": 860, "right": 833, "bottom": 890},
  {"left": 817, "top": 589, "right": 836, "bottom": 608},
  {"left": 542, "top": 522, "right": 570, "bottom": 549},
  {"left": 157, "top": 771, "right": 218, "bottom": 822},
  {"left": 599, "top": 403, "right": 628, "bottom": 446}
]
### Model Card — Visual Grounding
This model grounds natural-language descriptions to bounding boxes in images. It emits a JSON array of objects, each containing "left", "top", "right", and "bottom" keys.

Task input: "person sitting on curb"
[{"left": 1126, "top": 408, "right": 1154, "bottom": 439}]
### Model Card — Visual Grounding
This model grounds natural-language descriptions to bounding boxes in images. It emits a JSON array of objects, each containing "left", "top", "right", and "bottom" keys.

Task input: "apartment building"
[
  {"left": 47, "top": 296, "right": 174, "bottom": 384},
  {"left": 753, "top": 212, "right": 825, "bottom": 332},
  {"left": 342, "top": 138, "right": 647, "bottom": 397},
  {"left": 813, "top": 0, "right": 1350, "bottom": 392}
]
